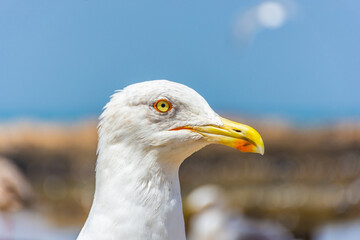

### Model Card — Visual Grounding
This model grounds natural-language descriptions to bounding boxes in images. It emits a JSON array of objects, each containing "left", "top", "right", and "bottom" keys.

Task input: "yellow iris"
[{"left": 154, "top": 99, "right": 172, "bottom": 113}]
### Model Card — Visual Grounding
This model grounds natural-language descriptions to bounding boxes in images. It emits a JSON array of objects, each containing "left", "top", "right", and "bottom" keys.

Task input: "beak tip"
[
  {"left": 258, "top": 146, "right": 265, "bottom": 155},
  {"left": 256, "top": 138, "right": 265, "bottom": 155}
]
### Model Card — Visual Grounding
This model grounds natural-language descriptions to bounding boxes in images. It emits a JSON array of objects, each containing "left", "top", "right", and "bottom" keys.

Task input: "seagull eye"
[{"left": 154, "top": 99, "right": 172, "bottom": 113}]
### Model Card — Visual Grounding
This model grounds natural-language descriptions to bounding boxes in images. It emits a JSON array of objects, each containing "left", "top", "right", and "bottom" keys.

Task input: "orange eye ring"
[{"left": 154, "top": 99, "right": 172, "bottom": 113}]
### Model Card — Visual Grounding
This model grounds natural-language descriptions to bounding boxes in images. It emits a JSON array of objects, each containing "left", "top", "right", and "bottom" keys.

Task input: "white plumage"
[{"left": 77, "top": 80, "right": 264, "bottom": 240}]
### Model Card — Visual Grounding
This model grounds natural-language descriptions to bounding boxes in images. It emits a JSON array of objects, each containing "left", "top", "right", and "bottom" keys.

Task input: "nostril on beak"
[{"left": 233, "top": 129, "right": 242, "bottom": 133}]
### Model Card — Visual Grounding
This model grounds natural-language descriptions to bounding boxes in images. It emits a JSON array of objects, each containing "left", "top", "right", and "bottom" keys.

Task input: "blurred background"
[{"left": 1, "top": 0, "right": 360, "bottom": 239}]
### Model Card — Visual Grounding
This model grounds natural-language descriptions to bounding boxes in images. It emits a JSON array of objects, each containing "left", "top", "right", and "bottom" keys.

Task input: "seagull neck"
[{"left": 78, "top": 143, "right": 186, "bottom": 240}]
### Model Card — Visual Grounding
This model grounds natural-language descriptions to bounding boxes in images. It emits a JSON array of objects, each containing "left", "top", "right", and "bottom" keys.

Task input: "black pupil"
[{"left": 161, "top": 103, "right": 166, "bottom": 108}]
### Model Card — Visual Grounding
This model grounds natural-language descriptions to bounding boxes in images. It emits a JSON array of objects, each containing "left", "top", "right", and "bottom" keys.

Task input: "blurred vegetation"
[{"left": 0, "top": 118, "right": 359, "bottom": 239}]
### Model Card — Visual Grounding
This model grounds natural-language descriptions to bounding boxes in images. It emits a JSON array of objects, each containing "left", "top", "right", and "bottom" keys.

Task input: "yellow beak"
[{"left": 172, "top": 117, "right": 264, "bottom": 155}]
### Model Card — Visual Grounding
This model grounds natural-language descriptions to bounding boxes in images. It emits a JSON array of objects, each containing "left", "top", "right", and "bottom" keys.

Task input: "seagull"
[{"left": 77, "top": 80, "right": 264, "bottom": 240}]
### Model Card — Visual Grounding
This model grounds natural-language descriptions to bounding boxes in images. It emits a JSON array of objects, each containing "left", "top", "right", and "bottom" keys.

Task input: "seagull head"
[
  {"left": 79, "top": 80, "right": 265, "bottom": 240},
  {"left": 98, "top": 80, "right": 264, "bottom": 165}
]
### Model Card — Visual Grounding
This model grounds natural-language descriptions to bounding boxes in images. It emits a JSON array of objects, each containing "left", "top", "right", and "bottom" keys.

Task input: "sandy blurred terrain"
[{"left": 0, "top": 118, "right": 359, "bottom": 239}]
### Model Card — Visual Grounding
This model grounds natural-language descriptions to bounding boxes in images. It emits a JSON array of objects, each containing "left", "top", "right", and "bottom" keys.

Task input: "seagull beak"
[{"left": 172, "top": 117, "right": 264, "bottom": 155}]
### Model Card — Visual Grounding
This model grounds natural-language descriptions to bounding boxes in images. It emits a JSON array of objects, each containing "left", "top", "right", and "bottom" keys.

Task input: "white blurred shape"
[
  {"left": 186, "top": 185, "right": 226, "bottom": 213},
  {"left": 257, "top": 2, "right": 286, "bottom": 28},
  {"left": 190, "top": 208, "right": 231, "bottom": 240},
  {"left": 186, "top": 185, "right": 294, "bottom": 240},
  {"left": 314, "top": 220, "right": 360, "bottom": 240},
  {"left": 0, "top": 211, "right": 78, "bottom": 240},
  {"left": 233, "top": 0, "right": 298, "bottom": 43}
]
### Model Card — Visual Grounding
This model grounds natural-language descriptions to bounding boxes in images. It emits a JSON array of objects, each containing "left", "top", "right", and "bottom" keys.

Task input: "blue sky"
[{"left": 1, "top": 0, "right": 360, "bottom": 122}]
